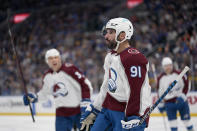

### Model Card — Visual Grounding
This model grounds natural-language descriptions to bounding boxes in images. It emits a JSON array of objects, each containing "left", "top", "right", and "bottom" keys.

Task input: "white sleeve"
[
  {"left": 93, "top": 72, "right": 108, "bottom": 111},
  {"left": 93, "top": 54, "right": 110, "bottom": 110},
  {"left": 37, "top": 76, "right": 52, "bottom": 101},
  {"left": 188, "top": 80, "right": 191, "bottom": 94},
  {"left": 84, "top": 78, "right": 93, "bottom": 97}
]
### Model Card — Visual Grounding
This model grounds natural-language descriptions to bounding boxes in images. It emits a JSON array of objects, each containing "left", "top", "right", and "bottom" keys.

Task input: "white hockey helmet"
[
  {"left": 105, "top": 17, "right": 134, "bottom": 51},
  {"left": 105, "top": 17, "right": 133, "bottom": 50},
  {"left": 162, "top": 57, "right": 172, "bottom": 67},
  {"left": 45, "top": 48, "right": 60, "bottom": 64}
]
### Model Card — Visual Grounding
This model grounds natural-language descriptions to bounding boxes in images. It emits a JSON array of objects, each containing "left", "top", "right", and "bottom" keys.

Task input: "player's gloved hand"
[
  {"left": 23, "top": 93, "right": 38, "bottom": 106},
  {"left": 158, "top": 102, "right": 165, "bottom": 113},
  {"left": 80, "top": 98, "right": 91, "bottom": 114},
  {"left": 80, "top": 104, "right": 100, "bottom": 131},
  {"left": 176, "top": 93, "right": 187, "bottom": 104},
  {"left": 121, "top": 116, "right": 146, "bottom": 131},
  {"left": 176, "top": 94, "right": 187, "bottom": 108}
]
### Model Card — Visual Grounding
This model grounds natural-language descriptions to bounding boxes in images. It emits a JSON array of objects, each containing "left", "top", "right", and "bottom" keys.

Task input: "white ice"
[{"left": 0, "top": 116, "right": 196, "bottom": 131}]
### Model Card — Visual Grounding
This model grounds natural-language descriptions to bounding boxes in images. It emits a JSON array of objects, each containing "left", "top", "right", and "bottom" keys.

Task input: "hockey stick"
[
  {"left": 139, "top": 66, "right": 190, "bottom": 125},
  {"left": 151, "top": 64, "right": 157, "bottom": 84},
  {"left": 7, "top": 9, "right": 35, "bottom": 122},
  {"left": 151, "top": 64, "right": 167, "bottom": 131}
]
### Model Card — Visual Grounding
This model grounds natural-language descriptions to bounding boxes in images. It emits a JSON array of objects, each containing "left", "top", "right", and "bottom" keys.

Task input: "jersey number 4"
[{"left": 130, "top": 66, "right": 141, "bottom": 78}]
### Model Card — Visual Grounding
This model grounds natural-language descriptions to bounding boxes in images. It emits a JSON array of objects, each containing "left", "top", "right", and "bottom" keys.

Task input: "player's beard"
[{"left": 106, "top": 39, "right": 117, "bottom": 50}]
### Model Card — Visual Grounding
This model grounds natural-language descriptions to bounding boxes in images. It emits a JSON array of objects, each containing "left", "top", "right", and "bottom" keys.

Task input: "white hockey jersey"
[
  {"left": 37, "top": 63, "right": 93, "bottom": 116},
  {"left": 157, "top": 70, "right": 190, "bottom": 102},
  {"left": 93, "top": 47, "right": 151, "bottom": 119}
]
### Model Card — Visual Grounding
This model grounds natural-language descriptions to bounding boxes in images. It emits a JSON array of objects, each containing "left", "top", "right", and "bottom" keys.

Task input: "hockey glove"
[
  {"left": 80, "top": 98, "right": 91, "bottom": 114},
  {"left": 23, "top": 93, "right": 38, "bottom": 105},
  {"left": 176, "top": 94, "right": 187, "bottom": 108},
  {"left": 80, "top": 104, "right": 100, "bottom": 131},
  {"left": 121, "top": 116, "right": 146, "bottom": 131},
  {"left": 158, "top": 102, "right": 165, "bottom": 113},
  {"left": 176, "top": 93, "right": 187, "bottom": 104}
]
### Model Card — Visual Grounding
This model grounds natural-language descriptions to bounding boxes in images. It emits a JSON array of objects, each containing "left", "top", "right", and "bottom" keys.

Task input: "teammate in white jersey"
[
  {"left": 80, "top": 17, "right": 151, "bottom": 131},
  {"left": 157, "top": 57, "right": 194, "bottom": 131},
  {"left": 23, "top": 48, "right": 93, "bottom": 131}
]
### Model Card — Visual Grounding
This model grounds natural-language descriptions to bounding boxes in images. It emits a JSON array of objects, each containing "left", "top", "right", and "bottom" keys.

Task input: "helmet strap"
[{"left": 114, "top": 33, "right": 127, "bottom": 51}]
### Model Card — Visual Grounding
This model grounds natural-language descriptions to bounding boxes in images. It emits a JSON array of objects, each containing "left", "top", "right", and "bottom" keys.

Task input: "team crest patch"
[
  {"left": 53, "top": 82, "right": 68, "bottom": 97},
  {"left": 128, "top": 49, "right": 140, "bottom": 54},
  {"left": 108, "top": 68, "right": 117, "bottom": 93}
]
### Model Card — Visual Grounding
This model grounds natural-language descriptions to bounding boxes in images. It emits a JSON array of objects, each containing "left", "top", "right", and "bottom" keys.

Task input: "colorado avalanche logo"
[
  {"left": 108, "top": 68, "right": 117, "bottom": 93},
  {"left": 53, "top": 82, "right": 68, "bottom": 97},
  {"left": 128, "top": 49, "right": 140, "bottom": 54}
]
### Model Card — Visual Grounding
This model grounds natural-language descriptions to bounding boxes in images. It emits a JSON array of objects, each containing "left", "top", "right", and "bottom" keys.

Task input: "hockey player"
[
  {"left": 23, "top": 48, "right": 93, "bottom": 131},
  {"left": 157, "top": 57, "right": 194, "bottom": 131},
  {"left": 80, "top": 17, "right": 151, "bottom": 131}
]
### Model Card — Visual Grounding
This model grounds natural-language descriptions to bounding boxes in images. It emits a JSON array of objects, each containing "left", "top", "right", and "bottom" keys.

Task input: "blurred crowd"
[{"left": 0, "top": 0, "right": 197, "bottom": 96}]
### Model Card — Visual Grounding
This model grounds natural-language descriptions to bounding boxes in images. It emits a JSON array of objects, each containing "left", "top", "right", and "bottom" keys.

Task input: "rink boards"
[{"left": 0, "top": 92, "right": 197, "bottom": 116}]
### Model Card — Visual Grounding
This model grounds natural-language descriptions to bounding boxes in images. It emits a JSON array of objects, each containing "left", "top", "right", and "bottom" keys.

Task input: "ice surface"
[{"left": 0, "top": 116, "right": 196, "bottom": 131}]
